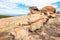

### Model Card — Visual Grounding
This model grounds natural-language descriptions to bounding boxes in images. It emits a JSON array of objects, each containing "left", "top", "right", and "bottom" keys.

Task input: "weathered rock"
[
  {"left": 41, "top": 16, "right": 60, "bottom": 40},
  {"left": 0, "top": 6, "right": 60, "bottom": 40},
  {"left": 28, "top": 13, "right": 47, "bottom": 23},
  {"left": 29, "top": 6, "right": 39, "bottom": 13},
  {"left": 30, "top": 18, "right": 47, "bottom": 31},
  {"left": 28, "top": 6, "right": 41, "bottom": 15},
  {"left": 0, "top": 32, "right": 14, "bottom": 40},
  {"left": 43, "top": 12, "right": 56, "bottom": 18},
  {"left": 50, "top": 36, "right": 60, "bottom": 40},
  {"left": 42, "top": 6, "right": 56, "bottom": 13}
]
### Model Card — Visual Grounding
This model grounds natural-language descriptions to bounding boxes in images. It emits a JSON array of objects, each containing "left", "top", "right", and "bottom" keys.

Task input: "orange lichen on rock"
[{"left": 42, "top": 6, "right": 56, "bottom": 13}]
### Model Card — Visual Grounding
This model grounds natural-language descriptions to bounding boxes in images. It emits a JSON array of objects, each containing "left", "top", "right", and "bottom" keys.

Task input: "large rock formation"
[{"left": 0, "top": 6, "right": 60, "bottom": 40}]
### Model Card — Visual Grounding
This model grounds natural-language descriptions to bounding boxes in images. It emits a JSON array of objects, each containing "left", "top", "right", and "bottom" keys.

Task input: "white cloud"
[
  {"left": 0, "top": 0, "right": 60, "bottom": 16},
  {"left": 5, "top": 0, "right": 60, "bottom": 8},
  {"left": 0, "top": 9, "right": 29, "bottom": 15},
  {"left": 17, "top": 0, "right": 60, "bottom": 9}
]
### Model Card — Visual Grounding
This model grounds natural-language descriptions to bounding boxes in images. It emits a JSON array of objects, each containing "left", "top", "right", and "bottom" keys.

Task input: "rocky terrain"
[{"left": 0, "top": 6, "right": 60, "bottom": 40}]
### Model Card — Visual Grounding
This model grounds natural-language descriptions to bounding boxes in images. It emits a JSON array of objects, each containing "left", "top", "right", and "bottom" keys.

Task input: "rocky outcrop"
[{"left": 0, "top": 6, "right": 60, "bottom": 40}]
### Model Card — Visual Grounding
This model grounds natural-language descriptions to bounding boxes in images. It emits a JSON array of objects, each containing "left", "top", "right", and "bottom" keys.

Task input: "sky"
[{"left": 0, "top": 0, "right": 60, "bottom": 16}]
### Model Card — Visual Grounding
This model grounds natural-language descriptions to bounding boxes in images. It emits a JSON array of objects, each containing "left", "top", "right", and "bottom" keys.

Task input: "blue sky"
[
  {"left": 52, "top": 1, "right": 60, "bottom": 11},
  {"left": 0, "top": 0, "right": 60, "bottom": 16}
]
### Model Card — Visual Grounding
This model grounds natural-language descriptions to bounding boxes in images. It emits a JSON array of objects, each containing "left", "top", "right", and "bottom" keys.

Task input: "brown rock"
[
  {"left": 29, "top": 6, "right": 39, "bottom": 13},
  {"left": 0, "top": 6, "right": 60, "bottom": 40},
  {"left": 28, "top": 6, "right": 40, "bottom": 15},
  {"left": 28, "top": 13, "right": 47, "bottom": 23},
  {"left": 43, "top": 12, "right": 56, "bottom": 18},
  {"left": 42, "top": 6, "right": 56, "bottom": 13},
  {"left": 50, "top": 36, "right": 60, "bottom": 40},
  {"left": 30, "top": 18, "right": 47, "bottom": 31},
  {"left": 0, "top": 32, "right": 14, "bottom": 40}
]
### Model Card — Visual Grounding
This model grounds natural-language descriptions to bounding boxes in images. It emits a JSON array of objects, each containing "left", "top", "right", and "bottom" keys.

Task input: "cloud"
[
  {"left": 0, "top": 0, "right": 60, "bottom": 16},
  {"left": 0, "top": 1, "right": 29, "bottom": 15},
  {"left": 6, "top": 0, "right": 60, "bottom": 8},
  {"left": 0, "top": 8, "right": 29, "bottom": 15}
]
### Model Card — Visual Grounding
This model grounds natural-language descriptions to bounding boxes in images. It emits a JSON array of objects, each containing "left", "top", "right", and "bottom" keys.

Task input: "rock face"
[{"left": 0, "top": 6, "right": 60, "bottom": 40}]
